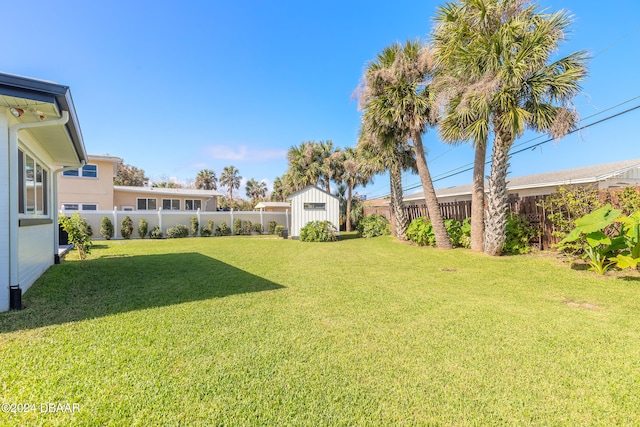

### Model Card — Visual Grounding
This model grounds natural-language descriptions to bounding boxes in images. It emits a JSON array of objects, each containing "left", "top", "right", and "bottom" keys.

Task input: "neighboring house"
[
  {"left": 287, "top": 186, "right": 339, "bottom": 238},
  {"left": 1, "top": 73, "right": 87, "bottom": 312},
  {"left": 58, "top": 154, "right": 223, "bottom": 212},
  {"left": 254, "top": 201, "right": 291, "bottom": 212},
  {"left": 404, "top": 159, "right": 640, "bottom": 204}
]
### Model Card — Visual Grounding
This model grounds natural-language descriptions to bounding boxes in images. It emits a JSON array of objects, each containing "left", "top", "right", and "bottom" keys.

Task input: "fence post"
[
  {"left": 113, "top": 208, "right": 118, "bottom": 239},
  {"left": 230, "top": 208, "right": 234, "bottom": 235},
  {"left": 196, "top": 207, "right": 201, "bottom": 237},
  {"left": 158, "top": 207, "right": 163, "bottom": 234}
]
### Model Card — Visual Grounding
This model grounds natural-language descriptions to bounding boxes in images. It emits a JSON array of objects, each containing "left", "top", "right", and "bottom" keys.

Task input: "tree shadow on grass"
[{"left": 0, "top": 253, "right": 284, "bottom": 333}]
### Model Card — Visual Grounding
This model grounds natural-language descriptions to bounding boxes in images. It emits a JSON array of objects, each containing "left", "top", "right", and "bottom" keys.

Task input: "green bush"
[
  {"left": 167, "top": 224, "right": 189, "bottom": 239},
  {"left": 138, "top": 218, "right": 148, "bottom": 239},
  {"left": 190, "top": 216, "right": 199, "bottom": 236},
  {"left": 242, "top": 220, "right": 253, "bottom": 235},
  {"left": 216, "top": 221, "right": 231, "bottom": 236},
  {"left": 503, "top": 213, "right": 540, "bottom": 255},
  {"left": 149, "top": 225, "right": 163, "bottom": 239},
  {"left": 254, "top": 223, "right": 263, "bottom": 234},
  {"left": 100, "top": 216, "right": 114, "bottom": 240},
  {"left": 59, "top": 214, "right": 92, "bottom": 259},
  {"left": 618, "top": 187, "right": 640, "bottom": 215},
  {"left": 275, "top": 225, "right": 284, "bottom": 237},
  {"left": 233, "top": 218, "right": 242, "bottom": 235},
  {"left": 268, "top": 220, "right": 278, "bottom": 235},
  {"left": 357, "top": 214, "right": 390, "bottom": 238},
  {"left": 406, "top": 217, "right": 436, "bottom": 246},
  {"left": 300, "top": 221, "right": 338, "bottom": 242},
  {"left": 121, "top": 215, "right": 133, "bottom": 239}
]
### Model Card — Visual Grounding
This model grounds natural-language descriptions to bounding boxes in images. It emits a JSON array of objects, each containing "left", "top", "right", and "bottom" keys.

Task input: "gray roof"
[
  {"left": 405, "top": 158, "right": 640, "bottom": 201},
  {"left": 0, "top": 72, "right": 87, "bottom": 164},
  {"left": 114, "top": 185, "right": 223, "bottom": 197},
  {"left": 286, "top": 185, "right": 339, "bottom": 200}
]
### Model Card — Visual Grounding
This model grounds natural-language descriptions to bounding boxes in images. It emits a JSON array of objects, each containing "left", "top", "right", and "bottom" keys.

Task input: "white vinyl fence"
[{"left": 62, "top": 208, "right": 290, "bottom": 239}]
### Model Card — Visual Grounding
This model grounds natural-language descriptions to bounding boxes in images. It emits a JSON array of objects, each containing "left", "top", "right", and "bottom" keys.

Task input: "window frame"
[
  {"left": 184, "top": 199, "right": 202, "bottom": 211},
  {"left": 18, "top": 148, "right": 49, "bottom": 217},
  {"left": 162, "top": 199, "right": 181, "bottom": 211},
  {"left": 137, "top": 198, "right": 157, "bottom": 211},
  {"left": 62, "top": 163, "right": 98, "bottom": 178}
]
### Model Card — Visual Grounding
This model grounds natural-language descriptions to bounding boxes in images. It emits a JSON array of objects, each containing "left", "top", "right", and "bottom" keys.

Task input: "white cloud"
[{"left": 205, "top": 145, "right": 287, "bottom": 162}]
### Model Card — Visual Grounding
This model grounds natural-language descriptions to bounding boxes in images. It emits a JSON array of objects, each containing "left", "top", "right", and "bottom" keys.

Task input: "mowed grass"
[{"left": 1, "top": 235, "right": 639, "bottom": 426}]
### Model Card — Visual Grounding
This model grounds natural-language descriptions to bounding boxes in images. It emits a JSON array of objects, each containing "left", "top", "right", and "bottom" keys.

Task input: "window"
[
  {"left": 304, "top": 202, "right": 325, "bottom": 210},
  {"left": 61, "top": 203, "right": 97, "bottom": 211},
  {"left": 18, "top": 149, "right": 48, "bottom": 215},
  {"left": 185, "top": 199, "right": 202, "bottom": 211},
  {"left": 162, "top": 199, "right": 180, "bottom": 211},
  {"left": 62, "top": 163, "right": 97, "bottom": 178},
  {"left": 137, "top": 198, "right": 157, "bottom": 210}
]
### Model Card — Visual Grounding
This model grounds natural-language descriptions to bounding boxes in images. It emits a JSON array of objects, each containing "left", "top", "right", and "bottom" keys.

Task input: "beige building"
[{"left": 58, "top": 154, "right": 222, "bottom": 212}]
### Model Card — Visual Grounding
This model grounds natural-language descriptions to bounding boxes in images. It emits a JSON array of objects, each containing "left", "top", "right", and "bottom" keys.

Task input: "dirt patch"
[{"left": 566, "top": 301, "right": 602, "bottom": 310}]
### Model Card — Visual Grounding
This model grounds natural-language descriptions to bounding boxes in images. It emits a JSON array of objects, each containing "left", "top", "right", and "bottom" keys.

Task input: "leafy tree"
[
  {"left": 220, "top": 165, "right": 242, "bottom": 201},
  {"left": 59, "top": 214, "right": 92, "bottom": 259},
  {"left": 114, "top": 161, "right": 147, "bottom": 186},
  {"left": 195, "top": 169, "right": 217, "bottom": 190},
  {"left": 334, "top": 147, "right": 372, "bottom": 232},
  {"left": 432, "top": 0, "right": 588, "bottom": 255},
  {"left": 138, "top": 218, "right": 148, "bottom": 239},
  {"left": 100, "top": 216, "right": 114, "bottom": 240}
]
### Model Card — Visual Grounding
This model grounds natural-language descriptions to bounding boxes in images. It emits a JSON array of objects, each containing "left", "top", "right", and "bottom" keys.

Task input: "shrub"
[
  {"left": 459, "top": 218, "right": 472, "bottom": 249},
  {"left": 138, "top": 218, "right": 148, "bottom": 239},
  {"left": 121, "top": 215, "right": 133, "bottom": 239},
  {"left": 190, "top": 216, "right": 199, "bottom": 236},
  {"left": 100, "top": 216, "right": 114, "bottom": 240},
  {"left": 617, "top": 187, "right": 640, "bottom": 215},
  {"left": 357, "top": 214, "right": 390, "bottom": 238},
  {"left": 216, "top": 221, "right": 231, "bottom": 236},
  {"left": 233, "top": 218, "right": 242, "bottom": 235},
  {"left": 200, "top": 226, "right": 212, "bottom": 237},
  {"left": 242, "top": 220, "right": 253, "bottom": 235},
  {"left": 406, "top": 217, "right": 436, "bottom": 246},
  {"left": 149, "top": 225, "right": 163, "bottom": 239},
  {"left": 254, "top": 223, "right": 263, "bottom": 234},
  {"left": 300, "top": 221, "right": 338, "bottom": 242},
  {"left": 268, "top": 220, "right": 278, "bottom": 235},
  {"left": 59, "top": 214, "right": 92, "bottom": 260},
  {"left": 503, "top": 213, "right": 540, "bottom": 255},
  {"left": 275, "top": 225, "right": 285, "bottom": 237},
  {"left": 167, "top": 224, "right": 189, "bottom": 238}
]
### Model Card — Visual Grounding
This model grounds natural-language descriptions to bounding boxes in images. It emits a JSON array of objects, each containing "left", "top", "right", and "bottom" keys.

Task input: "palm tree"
[
  {"left": 432, "top": 0, "right": 588, "bottom": 255},
  {"left": 270, "top": 176, "right": 287, "bottom": 201},
  {"left": 286, "top": 140, "right": 338, "bottom": 193},
  {"left": 357, "top": 127, "right": 415, "bottom": 240},
  {"left": 358, "top": 41, "right": 452, "bottom": 249},
  {"left": 245, "top": 178, "right": 267, "bottom": 201},
  {"left": 335, "top": 147, "right": 372, "bottom": 232},
  {"left": 195, "top": 169, "right": 217, "bottom": 190},
  {"left": 219, "top": 165, "right": 242, "bottom": 201}
]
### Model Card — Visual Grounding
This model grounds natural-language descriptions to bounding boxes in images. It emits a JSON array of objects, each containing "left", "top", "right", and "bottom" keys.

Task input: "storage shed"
[{"left": 287, "top": 186, "right": 340, "bottom": 239}]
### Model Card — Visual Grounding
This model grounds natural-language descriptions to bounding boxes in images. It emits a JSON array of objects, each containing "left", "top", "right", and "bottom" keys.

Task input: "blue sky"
[{"left": 2, "top": 1, "right": 638, "bottom": 199}]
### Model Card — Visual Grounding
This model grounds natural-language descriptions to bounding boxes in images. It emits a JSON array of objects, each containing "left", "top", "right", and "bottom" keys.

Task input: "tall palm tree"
[
  {"left": 270, "top": 176, "right": 287, "bottom": 201},
  {"left": 286, "top": 140, "right": 338, "bottom": 192},
  {"left": 335, "top": 147, "right": 373, "bottom": 232},
  {"left": 357, "top": 127, "right": 416, "bottom": 240},
  {"left": 195, "top": 168, "right": 217, "bottom": 190},
  {"left": 358, "top": 41, "right": 452, "bottom": 249},
  {"left": 219, "top": 165, "right": 242, "bottom": 201},
  {"left": 432, "top": 0, "right": 588, "bottom": 255}
]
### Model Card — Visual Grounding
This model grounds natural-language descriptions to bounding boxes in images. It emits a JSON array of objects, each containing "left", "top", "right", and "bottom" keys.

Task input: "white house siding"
[
  {"left": 0, "top": 113, "right": 10, "bottom": 311},
  {"left": 18, "top": 224, "right": 54, "bottom": 292},
  {"left": 289, "top": 187, "right": 340, "bottom": 238}
]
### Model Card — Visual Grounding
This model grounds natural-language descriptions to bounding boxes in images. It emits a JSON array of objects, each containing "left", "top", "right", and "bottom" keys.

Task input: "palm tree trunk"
[
  {"left": 346, "top": 184, "right": 353, "bottom": 232},
  {"left": 484, "top": 130, "right": 512, "bottom": 256},
  {"left": 413, "top": 133, "right": 453, "bottom": 249},
  {"left": 389, "top": 162, "right": 408, "bottom": 240},
  {"left": 471, "top": 141, "right": 487, "bottom": 252}
]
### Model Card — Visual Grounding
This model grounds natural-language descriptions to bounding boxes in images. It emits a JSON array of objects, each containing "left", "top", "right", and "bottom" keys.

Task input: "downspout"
[
  {"left": 53, "top": 161, "right": 86, "bottom": 263},
  {"left": 9, "top": 111, "right": 72, "bottom": 288}
]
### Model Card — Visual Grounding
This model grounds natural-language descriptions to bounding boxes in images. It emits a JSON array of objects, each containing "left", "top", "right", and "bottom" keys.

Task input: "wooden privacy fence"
[{"left": 364, "top": 186, "right": 640, "bottom": 250}]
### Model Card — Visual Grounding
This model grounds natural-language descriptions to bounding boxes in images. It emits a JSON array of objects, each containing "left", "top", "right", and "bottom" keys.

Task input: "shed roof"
[
  {"left": 0, "top": 72, "right": 87, "bottom": 165},
  {"left": 286, "top": 185, "right": 339, "bottom": 200},
  {"left": 255, "top": 202, "right": 291, "bottom": 209}
]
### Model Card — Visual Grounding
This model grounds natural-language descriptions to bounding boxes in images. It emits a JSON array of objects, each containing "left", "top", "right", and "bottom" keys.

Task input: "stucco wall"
[
  {"left": 58, "top": 158, "right": 115, "bottom": 210},
  {"left": 113, "top": 190, "right": 217, "bottom": 212}
]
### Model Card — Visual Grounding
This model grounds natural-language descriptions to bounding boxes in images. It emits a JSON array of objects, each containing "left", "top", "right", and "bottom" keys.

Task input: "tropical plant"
[
  {"left": 100, "top": 216, "right": 114, "bottom": 240},
  {"left": 503, "top": 213, "right": 540, "bottom": 255},
  {"left": 138, "top": 218, "right": 148, "bottom": 239},
  {"left": 270, "top": 176, "right": 288, "bottom": 202},
  {"left": 432, "top": 0, "right": 588, "bottom": 256},
  {"left": 357, "top": 214, "right": 391, "bottom": 238},
  {"left": 245, "top": 178, "right": 268, "bottom": 201},
  {"left": 220, "top": 166, "right": 242, "bottom": 201},
  {"left": 286, "top": 141, "right": 338, "bottom": 193},
  {"left": 617, "top": 187, "right": 640, "bottom": 215},
  {"left": 358, "top": 40, "right": 451, "bottom": 249},
  {"left": 195, "top": 169, "right": 217, "bottom": 190},
  {"left": 334, "top": 147, "right": 372, "bottom": 232},
  {"left": 120, "top": 216, "right": 133, "bottom": 239},
  {"left": 59, "top": 214, "right": 92, "bottom": 259},
  {"left": 300, "top": 220, "right": 338, "bottom": 242}
]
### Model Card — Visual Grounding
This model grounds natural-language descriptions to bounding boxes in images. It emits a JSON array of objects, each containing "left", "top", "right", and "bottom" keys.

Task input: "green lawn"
[{"left": 1, "top": 235, "right": 639, "bottom": 426}]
